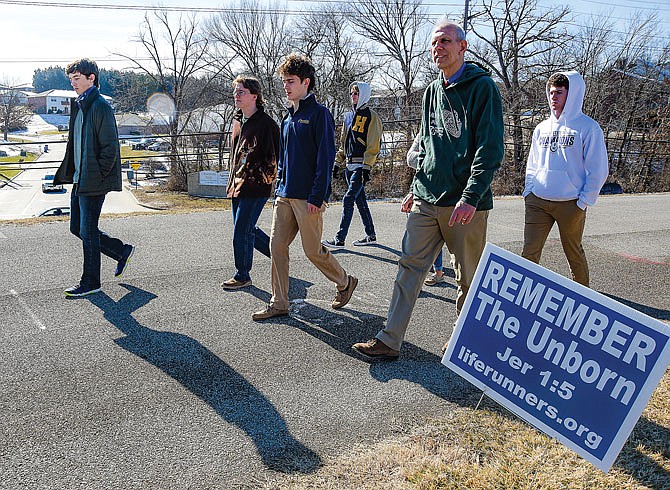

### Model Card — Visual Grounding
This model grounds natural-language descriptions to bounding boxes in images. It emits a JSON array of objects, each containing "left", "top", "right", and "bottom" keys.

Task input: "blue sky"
[{"left": 0, "top": 0, "right": 668, "bottom": 86}]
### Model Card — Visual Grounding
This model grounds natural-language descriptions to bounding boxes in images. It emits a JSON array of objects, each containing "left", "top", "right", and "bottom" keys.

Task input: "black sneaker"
[
  {"left": 321, "top": 238, "right": 345, "bottom": 249},
  {"left": 64, "top": 284, "right": 102, "bottom": 297},
  {"left": 115, "top": 245, "right": 135, "bottom": 278},
  {"left": 353, "top": 236, "right": 376, "bottom": 246}
]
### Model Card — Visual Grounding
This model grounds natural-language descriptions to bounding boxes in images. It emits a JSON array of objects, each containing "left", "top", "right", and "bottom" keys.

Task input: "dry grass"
[
  {"left": 120, "top": 147, "right": 154, "bottom": 160},
  {"left": 131, "top": 188, "right": 232, "bottom": 212},
  {"left": 0, "top": 166, "right": 22, "bottom": 180},
  {"left": 7, "top": 136, "right": 33, "bottom": 143},
  {"left": 262, "top": 369, "right": 669, "bottom": 490},
  {"left": 3, "top": 211, "right": 164, "bottom": 226},
  {"left": 0, "top": 152, "right": 39, "bottom": 164}
]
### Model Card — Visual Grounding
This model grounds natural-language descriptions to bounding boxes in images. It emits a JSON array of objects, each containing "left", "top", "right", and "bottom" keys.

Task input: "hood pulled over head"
[
  {"left": 351, "top": 81, "right": 371, "bottom": 109},
  {"left": 546, "top": 70, "right": 585, "bottom": 121}
]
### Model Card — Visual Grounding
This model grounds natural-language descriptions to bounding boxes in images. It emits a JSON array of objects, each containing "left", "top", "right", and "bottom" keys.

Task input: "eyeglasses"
[
  {"left": 350, "top": 92, "right": 359, "bottom": 96},
  {"left": 233, "top": 89, "right": 251, "bottom": 97}
]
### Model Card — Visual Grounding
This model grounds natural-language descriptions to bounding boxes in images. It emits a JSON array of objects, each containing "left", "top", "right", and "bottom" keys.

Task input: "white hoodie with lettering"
[{"left": 523, "top": 71, "right": 609, "bottom": 210}]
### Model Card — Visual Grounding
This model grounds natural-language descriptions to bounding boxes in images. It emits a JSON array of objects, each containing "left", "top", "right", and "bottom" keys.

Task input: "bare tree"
[
  {"left": 116, "top": 11, "right": 232, "bottom": 190},
  {"left": 467, "top": 0, "right": 572, "bottom": 192},
  {"left": 571, "top": 12, "right": 670, "bottom": 192},
  {"left": 346, "top": 0, "right": 429, "bottom": 120},
  {"left": 293, "top": 6, "right": 377, "bottom": 120},
  {"left": 0, "top": 81, "right": 33, "bottom": 141},
  {"left": 205, "top": 0, "right": 292, "bottom": 120}
]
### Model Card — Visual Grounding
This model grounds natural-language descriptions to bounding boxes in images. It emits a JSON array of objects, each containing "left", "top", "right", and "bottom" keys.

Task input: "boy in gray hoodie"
[{"left": 323, "top": 81, "right": 383, "bottom": 248}]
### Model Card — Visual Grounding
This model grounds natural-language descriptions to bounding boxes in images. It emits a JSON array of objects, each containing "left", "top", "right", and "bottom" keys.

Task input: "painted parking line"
[
  {"left": 9, "top": 289, "right": 46, "bottom": 330},
  {"left": 619, "top": 253, "right": 668, "bottom": 266}
]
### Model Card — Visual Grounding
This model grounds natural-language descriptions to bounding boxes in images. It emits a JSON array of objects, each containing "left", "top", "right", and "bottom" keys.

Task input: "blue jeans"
[
  {"left": 433, "top": 249, "right": 443, "bottom": 272},
  {"left": 336, "top": 168, "right": 376, "bottom": 242},
  {"left": 70, "top": 186, "right": 127, "bottom": 288},
  {"left": 232, "top": 197, "right": 270, "bottom": 282}
]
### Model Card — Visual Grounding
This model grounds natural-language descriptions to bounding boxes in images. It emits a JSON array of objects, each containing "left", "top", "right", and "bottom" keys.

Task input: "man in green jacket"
[
  {"left": 353, "top": 19, "right": 504, "bottom": 360},
  {"left": 54, "top": 58, "right": 134, "bottom": 297}
]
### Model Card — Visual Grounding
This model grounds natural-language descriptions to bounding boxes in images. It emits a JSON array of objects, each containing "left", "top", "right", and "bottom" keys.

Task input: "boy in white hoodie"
[{"left": 522, "top": 71, "right": 609, "bottom": 287}]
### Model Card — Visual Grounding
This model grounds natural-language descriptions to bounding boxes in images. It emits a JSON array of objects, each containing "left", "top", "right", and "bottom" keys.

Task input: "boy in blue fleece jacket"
[{"left": 252, "top": 54, "right": 358, "bottom": 321}]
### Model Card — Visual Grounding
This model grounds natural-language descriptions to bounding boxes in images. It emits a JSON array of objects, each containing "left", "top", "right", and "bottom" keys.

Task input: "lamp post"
[{"left": 464, "top": 0, "right": 469, "bottom": 34}]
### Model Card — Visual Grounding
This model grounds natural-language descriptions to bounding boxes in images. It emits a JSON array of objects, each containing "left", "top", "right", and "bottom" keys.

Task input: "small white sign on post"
[
  {"left": 442, "top": 243, "right": 670, "bottom": 473},
  {"left": 199, "top": 170, "right": 229, "bottom": 187}
]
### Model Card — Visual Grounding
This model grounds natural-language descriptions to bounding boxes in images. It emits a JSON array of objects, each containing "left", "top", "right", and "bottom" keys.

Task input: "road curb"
[{"left": 123, "top": 184, "right": 169, "bottom": 210}]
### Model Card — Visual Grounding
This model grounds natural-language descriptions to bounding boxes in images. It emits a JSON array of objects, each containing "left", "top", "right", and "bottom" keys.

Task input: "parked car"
[
  {"left": 57, "top": 124, "right": 69, "bottom": 131},
  {"left": 37, "top": 206, "right": 70, "bottom": 217},
  {"left": 137, "top": 163, "right": 168, "bottom": 172},
  {"left": 147, "top": 141, "right": 171, "bottom": 152},
  {"left": 42, "top": 174, "right": 63, "bottom": 193},
  {"left": 131, "top": 138, "right": 156, "bottom": 150},
  {"left": 136, "top": 162, "right": 168, "bottom": 179},
  {"left": 378, "top": 142, "right": 390, "bottom": 158},
  {"left": 600, "top": 182, "right": 623, "bottom": 195},
  {"left": 203, "top": 139, "right": 220, "bottom": 148}
]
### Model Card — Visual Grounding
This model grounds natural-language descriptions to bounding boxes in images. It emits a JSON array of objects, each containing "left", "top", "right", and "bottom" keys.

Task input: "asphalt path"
[{"left": 1, "top": 194, "right": 668, "bottom": 488}]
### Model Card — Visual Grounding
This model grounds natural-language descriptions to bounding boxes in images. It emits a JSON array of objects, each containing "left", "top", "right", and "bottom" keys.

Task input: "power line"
[
  {"left": 1, "top": 0, "right": 667, "bottom": 68},
  {"left": 1, "top": 0, "right": 667, "bottom": 37},
  {"left": 0, "top": 0, "right": 457, "bottom": 14},
  {"left": 576, "top": 0, "right": 670, "bottom": 11},
  {"left": 475, "top": 3, "right": 670, "bottom": 43}
]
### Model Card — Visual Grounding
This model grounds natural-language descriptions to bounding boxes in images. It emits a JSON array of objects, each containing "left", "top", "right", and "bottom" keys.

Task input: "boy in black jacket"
[{"left": 54, "top": 58, "right": 134, "bottom": 297}]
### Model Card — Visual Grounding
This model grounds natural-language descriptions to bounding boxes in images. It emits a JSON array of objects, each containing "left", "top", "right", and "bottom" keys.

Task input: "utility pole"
[{"left": 463, "top": 0, "right": 469, "bottom": 34}]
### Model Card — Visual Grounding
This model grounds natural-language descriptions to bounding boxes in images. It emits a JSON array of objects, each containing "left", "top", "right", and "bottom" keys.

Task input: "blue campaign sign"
[{"left": 442, "top": 243, "right": 670, "bottom": 472}]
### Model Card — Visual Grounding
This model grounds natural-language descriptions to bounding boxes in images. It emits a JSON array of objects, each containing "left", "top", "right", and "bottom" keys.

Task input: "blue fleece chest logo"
[{"left": 539, "top": 130, "right": 576, "bottom": 152}]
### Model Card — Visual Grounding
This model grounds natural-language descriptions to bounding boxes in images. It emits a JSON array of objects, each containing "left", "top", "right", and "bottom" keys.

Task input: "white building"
[{"left": 27, "top": 89, "right": 112, "bottom": 114}]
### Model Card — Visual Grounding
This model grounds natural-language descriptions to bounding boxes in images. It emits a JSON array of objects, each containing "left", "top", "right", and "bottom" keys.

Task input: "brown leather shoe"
[
  {"left": 221, "top": 277, "right": 252, "bottom": 290},
  {"left": 332, "top": 275, "right": 358, "bottom": 309},
  {"left": 352, "top": 338, "right": 399, "bottom": 360},
  {"left": 252, "top": 305, "right": 289, "bottom": 321}
]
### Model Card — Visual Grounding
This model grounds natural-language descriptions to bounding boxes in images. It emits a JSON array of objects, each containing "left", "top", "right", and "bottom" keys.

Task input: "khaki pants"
[
  {"left": 376, "top": 199, "right": 488, "bottom": 350},
  {"left": 522, "top": 193, "right": 589, "bottom": 286},
  {"left": 269, "top": 197, "right": 349, "bottom": 310}
]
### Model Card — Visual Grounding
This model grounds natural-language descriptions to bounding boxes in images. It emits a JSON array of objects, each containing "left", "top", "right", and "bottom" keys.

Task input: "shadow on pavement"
[
  {"left": 418, "top": 287, "right": 457, "bottom": 304},
  {"left": 329, "top": 243, "right": 402, "bottom": 266},
  {"left": 368, "top": 343, "right": 480, "bottom": 405},
  {"left": 275, "top": 301, "right": 479, "bottom": 405},
  {"left": 88, "top": 284, "right": 322, "bottom": 474},
  {"left": 601, "top": 293, "right": 670, "bottom": 321},
  {"left": 234, "top": 277, "right": 313, "bottom": 307}
]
